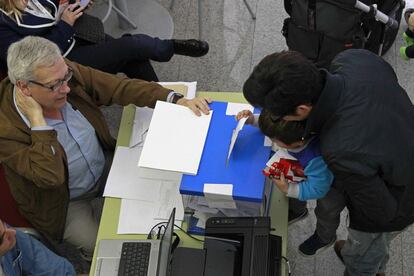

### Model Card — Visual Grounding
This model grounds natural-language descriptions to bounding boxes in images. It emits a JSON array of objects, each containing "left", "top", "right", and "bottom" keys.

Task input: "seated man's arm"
[
  {"left": 0, "top": 125, "right": 67, "bottom": 189},
  {"left": 68, "top": 61, "right": 211, "bottom": 114},
  {"left": 0, "top": 91, "right": 66, "bottom": 189}
]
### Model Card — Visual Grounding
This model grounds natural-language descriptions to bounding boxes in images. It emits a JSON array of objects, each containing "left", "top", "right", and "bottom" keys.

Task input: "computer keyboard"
[{"left": 118, "top": 242, "right": 152, "bottom": 276}]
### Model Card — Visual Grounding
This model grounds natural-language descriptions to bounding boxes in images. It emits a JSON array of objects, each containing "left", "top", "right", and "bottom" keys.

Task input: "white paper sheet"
[
  {"left": 227, "top": 117, "right": 248, "bottom": 165},
  {"left": 153, "top": 181, "right": 184, "bottom": 221},
  {"left": 225, "top": 103, "right": 254, "bottom": 115},
  {"left": 264, "top": 136, "right": 272, "bottom": 147},
  {"left": 103, "top": 146, "right": 162, "bottom": 201},
  {"left": 118, "top": 199, "right": 157, "bottom": 234},
  {"left": 138, "top": 101, "right": 212, "bottom": 175},
  {"left": 117, "top": 181, "right": 185, "bottom": 234},
  {"left": 129, "top": 107, "right": 154, "bottom": 148},
  {"left": 266, "top": 148, "right": 297, "bottom": 167},
  {"left": 203, "top": 183, "right": 236, "bottom": 209},
  {"left": 137, "top": 167, "right": 182, "bottom": 182}
]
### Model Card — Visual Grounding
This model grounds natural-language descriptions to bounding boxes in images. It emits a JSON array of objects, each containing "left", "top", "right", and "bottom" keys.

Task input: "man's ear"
[
  {"left": 296, "top": 104, "right": 312, "bottom": 118},
  {"left": 15, "top": 80, "right": 31, "bottom": 96}
]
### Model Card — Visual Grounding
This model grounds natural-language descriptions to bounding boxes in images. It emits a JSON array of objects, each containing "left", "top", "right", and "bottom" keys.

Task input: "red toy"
[{"left": 262, "top": 158, "right": 305, "bottom": 183}]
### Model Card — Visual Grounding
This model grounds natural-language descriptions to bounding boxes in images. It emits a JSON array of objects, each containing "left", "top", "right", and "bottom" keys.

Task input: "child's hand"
[
  {"left": 272, "top": 174, "right": 289, "bottom": 194},
  {"left": 236, "top": 110, "right": 254, "bottom": 125}
]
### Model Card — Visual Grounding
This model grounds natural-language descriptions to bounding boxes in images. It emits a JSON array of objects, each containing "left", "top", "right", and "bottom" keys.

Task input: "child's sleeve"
[{"left": 296, "top": 156, "right": 334, "bottom": 201}]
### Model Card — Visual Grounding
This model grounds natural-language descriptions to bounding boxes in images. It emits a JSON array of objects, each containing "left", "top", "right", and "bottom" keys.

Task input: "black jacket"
[{"left": 305, "top": 49, "right": 414, "bottom": 232}]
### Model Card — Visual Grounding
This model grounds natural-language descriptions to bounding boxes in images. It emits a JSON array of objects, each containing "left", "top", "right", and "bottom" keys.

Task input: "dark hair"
[
  {"left": 258, "top": 109, "right": 306, "bottom": 145},
  {"left": 243, "top": 51, "right": 323, "bottom": 117}
]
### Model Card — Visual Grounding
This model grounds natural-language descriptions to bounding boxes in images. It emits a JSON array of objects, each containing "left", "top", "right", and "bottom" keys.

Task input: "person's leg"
[
  {"left": 299, "top": 187, "right": 345, "bottom": 256},
  {"left": 315, "top": 187, "right": 345, "bottom": 243},
  {"left": 63, "top": 199, "right": 99, "bottom": 259},
  {"left": 67, "top": 36, "right": 161, "bottom": 80},
  {"left": 288, "top": 198, "right": 308, "bottom": 224},
  {"left": 121, "top": 60, "right": 159, "bottom": 81},
  {"left": 340, "top": 229, "right": 399, "bottom": 276}
]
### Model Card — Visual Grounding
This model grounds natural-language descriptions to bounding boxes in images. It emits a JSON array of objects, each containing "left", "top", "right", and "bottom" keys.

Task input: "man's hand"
[
  {"left": 15, "top": 89, "right": 47, "bottom": 127},
  {"left": 272, "top": 173, "right": 289, "bottom": 194},
  {"left": 61, "top": 3, "right": 85, "bottom": 26},
  {"left": 176, "top": 97, "right": 212, "bottom": 116},
  {"left": 235, "top": 110, "right": 254, "bottom": 125}
]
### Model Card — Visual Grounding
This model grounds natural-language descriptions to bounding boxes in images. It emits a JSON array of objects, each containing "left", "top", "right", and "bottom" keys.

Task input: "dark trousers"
[
  {"left": 289, "top": 187, "right": 345, "bottom": 243},
  {"left": 67, "top": 34, "right": 174, "bottom": 81},
  {"left": 315, "top": 187, "right": 345, "bottom": 243}
]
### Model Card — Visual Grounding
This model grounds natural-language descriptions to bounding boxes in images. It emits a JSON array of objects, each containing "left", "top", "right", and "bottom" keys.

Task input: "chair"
[
  {"left": 169, "top": 0, "right": 256, "bottom": 39},
  {"left": 101, "top": 0, "right": 137, "bottom": 29},
  {"left": 0, "top": 164, "right": 42, "bottom": 239}
]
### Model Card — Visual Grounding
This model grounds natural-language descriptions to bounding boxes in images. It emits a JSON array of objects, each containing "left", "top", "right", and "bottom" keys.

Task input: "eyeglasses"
[{"left": 28, "top": 67, "right": 73, "bottom": 92}]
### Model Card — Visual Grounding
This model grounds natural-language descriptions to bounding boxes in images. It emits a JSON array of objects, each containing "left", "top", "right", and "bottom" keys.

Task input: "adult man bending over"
[
  {"left": 0, "top": 36, "right": 211, "bottom": 259},
  {"left": 243, "top": 49, "right": 414, "bottom": 276}
]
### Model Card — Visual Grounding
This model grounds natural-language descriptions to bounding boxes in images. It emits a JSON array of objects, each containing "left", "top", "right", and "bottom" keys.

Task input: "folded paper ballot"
[{"left": 138, "top": 101, "right": 212, "bottom": 175}]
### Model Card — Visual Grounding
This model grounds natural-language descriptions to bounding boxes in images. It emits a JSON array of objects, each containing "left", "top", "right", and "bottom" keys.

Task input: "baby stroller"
[{"left": 282, "top": 0, "right": 405, "bottom": 68}]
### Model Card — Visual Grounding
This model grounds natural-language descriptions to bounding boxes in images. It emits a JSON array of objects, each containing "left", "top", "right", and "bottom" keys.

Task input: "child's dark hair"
[{"left": 258, "top": 109, "right": 306, "bottom": 145}]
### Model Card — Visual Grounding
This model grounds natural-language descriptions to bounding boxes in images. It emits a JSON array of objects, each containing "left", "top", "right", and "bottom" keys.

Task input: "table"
[{"left": 89, "top": 92, "right": 288, "bottom": 275}]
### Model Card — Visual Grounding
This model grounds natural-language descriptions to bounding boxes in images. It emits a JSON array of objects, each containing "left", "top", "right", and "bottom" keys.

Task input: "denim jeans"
[
  {"left": 342, "top": 228, "right": 400, "bottom": 276},
  {"left": 1, "top": 230, "right": 75, "bottom": 276}
]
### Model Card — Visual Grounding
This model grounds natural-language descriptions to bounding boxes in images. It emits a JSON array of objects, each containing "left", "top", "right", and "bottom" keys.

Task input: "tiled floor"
[{"left": 93, "top": 0, "right": 414, "bottom": 275}]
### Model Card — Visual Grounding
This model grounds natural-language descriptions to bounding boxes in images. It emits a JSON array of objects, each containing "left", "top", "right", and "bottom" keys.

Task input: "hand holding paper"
[{"left": 227, "top": 117, "right": 248, "bottom": 165}]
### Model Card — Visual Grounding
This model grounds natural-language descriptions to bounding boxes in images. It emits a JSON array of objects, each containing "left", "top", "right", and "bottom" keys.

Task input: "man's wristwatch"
[{"left": 171, "top": 93, "right": 184, "bottom": 104}]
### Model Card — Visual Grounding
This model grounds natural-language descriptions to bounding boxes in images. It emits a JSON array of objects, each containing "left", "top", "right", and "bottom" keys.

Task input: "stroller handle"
[{"left": 354, "top": 1, "right": 399, "bottom": 29}]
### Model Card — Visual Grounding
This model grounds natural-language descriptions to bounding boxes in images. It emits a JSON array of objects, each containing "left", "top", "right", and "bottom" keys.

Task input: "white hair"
[{"left": 7, "top": 36, "right": 62, "bottom": 84}]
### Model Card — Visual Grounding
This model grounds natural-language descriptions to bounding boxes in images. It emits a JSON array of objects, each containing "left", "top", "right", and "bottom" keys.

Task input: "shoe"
[
  {"left": 334, "top": 240, "right": 345, "bottom": 264},
  {"left": 403, "top": 32, "right": 414, "bottom": 46},
  {"left": 172, "top": 39, "right": 209, "bottom": 57},
  {"left": 376, "top": 273, "right": 385, "bottom": 276},
  {"left": 400, "top": 46, "right": 410, "bottom": 61},
  {"left": 298, "top": 232, "right": 335, "bottom": 256},
  {"left": 288, "top": 208, "right": 308, "bottom": 225}
]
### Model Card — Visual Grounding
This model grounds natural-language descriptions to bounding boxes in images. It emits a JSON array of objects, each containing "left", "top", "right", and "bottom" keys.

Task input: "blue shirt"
[
  {"left": 287, "top": 138, "right": 334, "bottom": 201},
  {"left": 45, "top": 102, "right": 105, "bottom": 199}
]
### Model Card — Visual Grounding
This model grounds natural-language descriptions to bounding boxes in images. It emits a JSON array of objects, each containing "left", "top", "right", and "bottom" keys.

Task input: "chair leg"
[
  {"left": 169, "top": 0, "right": 175, "bottom": 10},
  {"left": 199, "top": 0, "right": 203, "bottom": 39},
  {"left": 102, "top": 0, "right": 138, "bottom": 29},
  {"left": 242, "top": 0, "right": 256, "bottom": 20},
  {"left": 112, "top": 4, "right": 138, "bottom": 29}
]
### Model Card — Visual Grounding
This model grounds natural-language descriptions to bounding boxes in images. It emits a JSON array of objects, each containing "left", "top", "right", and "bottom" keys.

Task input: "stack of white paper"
[
  {"left": 138, "top": 101, "right": 212, "bottom": 175},
  {"left": 104, "top": 146, "right": 185, "bottom": 234}
]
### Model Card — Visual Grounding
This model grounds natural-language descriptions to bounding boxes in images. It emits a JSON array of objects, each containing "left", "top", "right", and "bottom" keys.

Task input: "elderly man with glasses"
[
  {"left": 0, "top": 219, "right": 75, "bottom": 275},
  {"left": 0, "top": 36, "right": 211, "bottom": 260}
]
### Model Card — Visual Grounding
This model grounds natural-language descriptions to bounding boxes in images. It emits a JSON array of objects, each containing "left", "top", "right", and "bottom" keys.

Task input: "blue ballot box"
[{"left": 180, "top": 102, "right": 273, "bottom": 221}]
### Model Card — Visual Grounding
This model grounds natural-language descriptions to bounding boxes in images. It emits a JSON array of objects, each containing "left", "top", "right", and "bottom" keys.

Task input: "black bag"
[
  {"left": 362, "top": 0, "right": 405, "bottom": 56},
  {"left": 282, "top": 0, "right": 365, "bottom": 68},
  {"left": 73, "top": 13, "right": 106, "bottom": 44}
]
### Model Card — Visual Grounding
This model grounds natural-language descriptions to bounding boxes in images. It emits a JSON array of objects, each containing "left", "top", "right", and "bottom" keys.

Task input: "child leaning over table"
[{"left": 236, "top": 109, "right": 343, "bottom": 256}]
